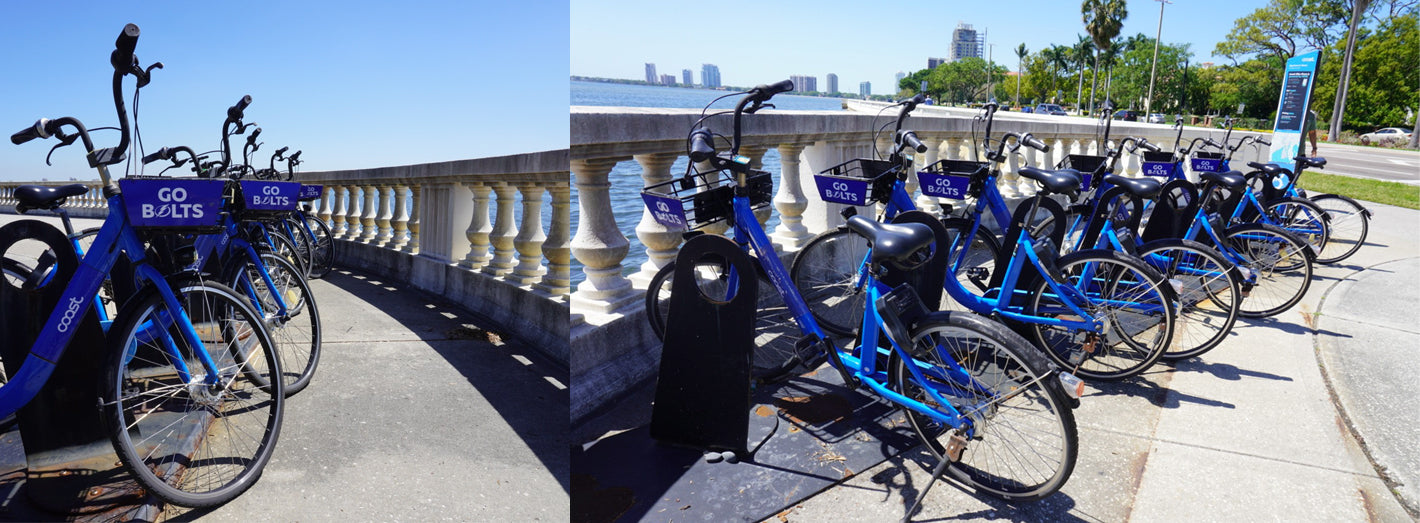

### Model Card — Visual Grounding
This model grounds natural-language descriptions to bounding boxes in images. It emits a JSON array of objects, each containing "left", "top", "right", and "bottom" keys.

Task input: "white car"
[
  {"left": 1147, "top": 113, "right": 1165, "bottom": 124},
  {"left": 1359, "top": 127, "right": 1412, "bottom": 145}
]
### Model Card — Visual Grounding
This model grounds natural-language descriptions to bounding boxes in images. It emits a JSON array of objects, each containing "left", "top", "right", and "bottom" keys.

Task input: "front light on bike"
[{"left": 1058, "top": 372, "right": 1085, "bottom": 399}]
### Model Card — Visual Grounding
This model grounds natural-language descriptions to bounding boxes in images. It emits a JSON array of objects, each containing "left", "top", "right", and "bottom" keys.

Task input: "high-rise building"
[
  {"left": 682, "top": 69, "right": 694, "bottom": 86},
  {"left": 895, "top": 71, "right": 907, "bottom": 90},
  {"left": 701, "top": 64, "right": 721, "bottom": 88},
  {"left": 860, "top": 81, "right": 871, "bottom": 97},
  {"left": 950, "top": 22, "right": 985, "bottom": 62},
  {"left": 928, "top": 57, "right": 948, "bottom": 69},
  {"left": 789, "top": 74, "right": 817, "bottom": 93},
  {"left": 826, "top": 73, "right": 838, "bottom": 94},
  {"left": 645, "top": 63, "right": 658, "bottom": 84},
  {"left": 660, "top": 74, "right": 676, "bottom": 86}
]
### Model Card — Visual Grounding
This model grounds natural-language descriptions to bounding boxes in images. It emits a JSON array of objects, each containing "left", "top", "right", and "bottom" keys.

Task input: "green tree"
[
  {"left": 1014, "top": 43, "right": 1029, "bottom": 106},
  {"left": 1314, "top": 12, "right": 1419, "bottom": 131},
  {"left": 1083, "top": 0, "right": 1129, "bottom": 116},
  {"left": 1073, "top": 35, "right": 1094, "bottom": 112}
]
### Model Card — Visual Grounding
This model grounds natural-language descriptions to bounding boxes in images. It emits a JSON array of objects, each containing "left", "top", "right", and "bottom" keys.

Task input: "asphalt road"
[{"left": 1313, "top": 142, "right": 1420, "bottom": 184}]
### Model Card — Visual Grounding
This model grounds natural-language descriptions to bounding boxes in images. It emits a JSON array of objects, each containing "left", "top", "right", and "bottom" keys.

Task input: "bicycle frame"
[
  {"left": 189, "top": 212, "right": 296, "bottom": 320},
  {"left": 0, "top": 173, "right": 225, "bottom": 418}
]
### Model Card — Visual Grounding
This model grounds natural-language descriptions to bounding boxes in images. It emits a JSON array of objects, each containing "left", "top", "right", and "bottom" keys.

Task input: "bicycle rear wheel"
[
  {"left": 1136, "top": 239, "right": 1241, "bottom": 360},
  {"left": 892, "top": 311, "right": 1078, "bottom": 502},
  {"left": 1309, "top": 194, "right": 1368, "bottom": 264},
  {"left": 1026, "top": 249, "right": 1176, "bottom": 381},
  {"left": 1224, "top": 223, "right": 1315, "bottom": 318},
  {"left": 646, "top": 259, "right": 802, "bottom": 381},
  {"left": 102, "top": 280, "right": 283, "bottom": 508},
  {"left": 302, "top": 215, "right": 336, "bottom": 279},
  {"left": 1263, "top": 197, "right": 1329, "bottom": 260}
]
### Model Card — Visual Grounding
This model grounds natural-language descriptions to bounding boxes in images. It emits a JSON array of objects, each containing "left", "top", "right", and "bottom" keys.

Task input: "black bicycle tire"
[
  {"left": 1308, "top": 194, "right": 1368, "bottom": 264},
  {"left": 224, "top": 252, "right": 322, "bottom": 396},
  {"left": 1136, "top": 239, "right": 1242, "bottom": 360}
]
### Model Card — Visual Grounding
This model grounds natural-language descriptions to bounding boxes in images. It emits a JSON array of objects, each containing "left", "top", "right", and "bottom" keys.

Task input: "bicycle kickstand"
[{"left": 902, "top": 453, "right": 953, "bottom": 523}]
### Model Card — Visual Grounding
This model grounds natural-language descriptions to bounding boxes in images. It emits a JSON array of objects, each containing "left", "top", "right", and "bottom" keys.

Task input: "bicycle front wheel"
[
  {"left": 892, "top": 311, "right": 1078, "bottom": 502},
  {"left": 646, "top": 259, "right": 802, "bottom": 381},
  {"left": 226, "top": 252, "right": 322, "bottom": 396},
  {"left": 790, "top": 228, "right": 869, "bottom": 336},
  {"left": 102, "top": 280, "right": 283, "bottom": 508},
  {"left": 1309, "top": 194, "right": 1368, "bottom": 264},
  {"left": 303, "top": 215, "right": 337, "bottom": 279},
  {"left": 1027, "top": 250, "right": 1176, "bottom": 381}
]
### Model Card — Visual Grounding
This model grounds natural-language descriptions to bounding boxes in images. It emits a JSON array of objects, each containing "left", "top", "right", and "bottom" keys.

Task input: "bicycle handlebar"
[
  {"left": 688, "top": 129, "right": 715, "bottom": 163},
  {"left": 228, "top": 95, "right": 252, "bottom": 121},
  {"left": 11, "top": 119, "right": 57, "bottom": 145},
  {"left": 899, "top": 130, "right": 927, "bottom": 153},
  {"left": 1019, "top": 133, "right": 1049, "bottom": 152}
]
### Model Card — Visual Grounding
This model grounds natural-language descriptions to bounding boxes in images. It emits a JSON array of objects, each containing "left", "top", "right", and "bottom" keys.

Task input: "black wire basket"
[
  {"left": 641, "top": 166, "right": 773, "bottom": 231},
  {"left": 232, "top": 180, "right": 300, "bottom": 220},
  {"left": 1140, "top": 151, "right": 1178, "bottom": 177},
  {"left": 918, "top": 159, "right": 988, "bottom": 199},
  {"left": 297, "top": 184, "right": 324, "bottom": 202},
  {"left": 812, "top": 158, "right": 897, "bottom": 206}
]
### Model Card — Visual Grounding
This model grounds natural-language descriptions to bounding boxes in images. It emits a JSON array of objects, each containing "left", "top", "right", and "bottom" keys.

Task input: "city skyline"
[{"left": 574, "top": 0, "right": 1272, "bottom": 96}]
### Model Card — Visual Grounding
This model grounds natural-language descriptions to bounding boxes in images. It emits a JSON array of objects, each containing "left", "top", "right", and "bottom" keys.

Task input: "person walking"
[{"left": 1305, "top": 109, "right": 1320, "bottom": 157}]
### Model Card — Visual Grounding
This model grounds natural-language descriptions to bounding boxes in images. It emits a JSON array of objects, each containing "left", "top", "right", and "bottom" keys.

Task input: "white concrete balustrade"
[
  {"left": 0, "top": 149, "right": 572, "bottom": 366},
  {"left": 568, "top": 100, "right": 1272, "bottom": 423}
]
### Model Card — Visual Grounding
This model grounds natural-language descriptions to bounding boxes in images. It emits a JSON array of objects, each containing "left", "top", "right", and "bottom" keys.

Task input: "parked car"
[
  {"left": 1113, "top": 109, "right": 1139, "bottom": 121},
  {"left": 1359, "top": 127, "right": 1413, "bottom": 145},
  {"left": 1020, "top": 106, "right": 1034, "bottom": 113},
  {"left": 1147, "top": 113, "right": 1165, "bottom": 124},
  {"left": 1035, "top": 103, "right": 1067, "bottom": 116}
]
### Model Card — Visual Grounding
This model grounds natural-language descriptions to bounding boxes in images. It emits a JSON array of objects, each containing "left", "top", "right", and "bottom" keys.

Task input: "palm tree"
[
  {"left": 1045, "top": 45, "right": 1069, "bottom": 102},
  {"left": 1014, "top": 43, "right": 1028, "bottom": 107},
  {"left": 1082, "top": 0, "right": 1128, "bottom": 116},
  {"left": 1102, "top": 40, "right": 1125, "bottom": 104},
  {"left": 1073, "top": 35, "right": 1093, "bottom": 114}
]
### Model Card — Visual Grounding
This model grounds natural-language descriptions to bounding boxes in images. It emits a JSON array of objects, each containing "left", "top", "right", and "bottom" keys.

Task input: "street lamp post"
[{"left": 1145, "top": 0, "right": 1170, "bottom": 116}]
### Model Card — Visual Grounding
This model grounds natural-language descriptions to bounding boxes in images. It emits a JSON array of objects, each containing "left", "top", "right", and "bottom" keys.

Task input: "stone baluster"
[
  {"left": 482, "top": 183, "right": 519, "bottom": 276},
  {"left": 460, "top": 182, "right": 492, "bottom": 269},
  {"left": 358, "top": 185, "right": 380, "bottom": 243},
  {"left": 631, "top": 153, "right": 681, "bottom": 286},
  {"left": 510, "top": 183, "right": 547, "bottom": 285},
  {"left": 912, "top": 137, "right": 940, "bottom": 214},
  {"left": 345, "top": 185, "right": 365, "bottom": 240},
  {"left": 571, "top": 157, "right": 635, "bottom": 314},
  {"left": 374, "top": 185, "right": 395, "bottom": 247},
  {"left": 537, "top": 182, "right": 572, "bottom": 297},
  {"left": 770, "top": 143, "right": 812, "bottom": 251},
  {"left": 401, "top": 184, "right": 421, "bottom": 254},
  {"left": 318, "top": 186, "right": 334, "bottom": 228},
  {"left": 331, "top": 186, "right": 349, "bottom": 238},
  {"left": 389, "top": 184, "right": 410, "bottom": 250}
]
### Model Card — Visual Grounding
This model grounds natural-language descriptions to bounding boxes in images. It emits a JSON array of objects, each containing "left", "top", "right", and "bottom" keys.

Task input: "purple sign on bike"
[
  {"left": 812, "top": 174, "right": 869, "bottom": 205},
  {"left": 1190, "top": 157, "right": 1222, "bottom": 173},
  {"left": 120, "top": 178, "right": 226, "bottom": 229},
  {"left": 239, "top": 181, "right": 299, "bottom": 211},
  {"left": 916, "top": 171, "right": 970, "bottom": 198},
  {"left": 1141, "top": 162, "right": 1173, "bottom": 177},
  {"left": 641, "top": 192, "right": 687, "bottom": 230},
  {"left": 298, "top": 184, "right": 323, "bottom": 201},
  {"left": 1079, "top": 173, "right": 1093, "bottom": 192}
]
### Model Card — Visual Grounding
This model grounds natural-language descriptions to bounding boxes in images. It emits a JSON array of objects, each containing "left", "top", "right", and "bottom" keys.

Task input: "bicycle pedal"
[{"left": 946, "top": 433, "right": 968, "bottom": 462}]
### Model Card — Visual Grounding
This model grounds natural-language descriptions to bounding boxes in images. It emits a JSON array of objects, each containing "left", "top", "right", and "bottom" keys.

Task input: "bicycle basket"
[
  {"left": 234, "top": 180, "right": 300, "bottom": 218},
  {"left": 1140, "top": 151, "right": 1178, "bottom": 177},
  {"left": 1056, "top": 155, "right": 1104, "bottom": 191},
  {"left": 297, "top": 184, "right": 324, "bottom": 201},
  {"left": 119, "top": 177, "right": 227, "bottom": 233},
  {"left": 918, "top": 159, "right": 987, "bottom": 199},
  {"left": 641, "top": 167, "right": 773, "bottom": 231},
  {"left": 812, "top": 158, "right": 896, "bottom": 206},
  {"left": 1190, "top": 151, "right": 1224, "bottom": 173}
]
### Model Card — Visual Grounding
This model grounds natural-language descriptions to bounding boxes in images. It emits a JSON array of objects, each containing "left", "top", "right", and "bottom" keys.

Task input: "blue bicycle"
[
  {"left": 643, "top": 82, "right": 1080, "bottom": 502},
  {"left": 2, "top": 24, "right": 282, "bottom": 508}
]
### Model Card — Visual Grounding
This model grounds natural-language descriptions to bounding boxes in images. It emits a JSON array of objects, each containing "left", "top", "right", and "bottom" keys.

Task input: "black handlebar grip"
[
  {"left": 116, "top": 24, "right": 139, "bottom": 55},
  {"left": 1206, "top": 138, "right": 1224, "bottom": 149},
  {"left": 275, "top": 146, "right": 289, "bottom": 156},
  {"left": 228, "top": 95, "right": 253, "bottom": 120},
  {"left": 247, "top": 127, "right": 262, "bottom": 144},
  {"left": 901, "top": 131, "right": 927, "bottom": 154},
  {"left": 10, "top": 119, "right": 48, "bottom": 145},
  {"left": 1021, "top": 133, "right": 1049, "bottom": 152},
  {"left": 1138, "top": 140, "right": 1161, "bottom": 153},
  {"left": 766, "top": 79, "right": 793, "bottom": 95},
  {"left": 141, "top": 147, "right": 170, "bottom": 165},
  {"left": 688, "top": 129, "right": 716, "bottom": 163},
  {"left": 1257, "top": 138, "right": 1271, "bottom": 146},
  {"left": 289, "top": 150, "right": 302, "bottom": 162}
]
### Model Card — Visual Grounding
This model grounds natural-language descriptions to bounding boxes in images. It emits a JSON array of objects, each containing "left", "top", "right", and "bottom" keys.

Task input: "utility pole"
[
  {"left": 1145, "top": 0, "right": 1170, "bottom": 116},
  {"left": 987, "top": 43, "right": 995, "bottom": 101}
]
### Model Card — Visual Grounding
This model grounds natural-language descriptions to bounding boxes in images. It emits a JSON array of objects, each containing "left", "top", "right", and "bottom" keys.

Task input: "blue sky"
[
  {"left": 1, "top": 1, "right": 569, "bottom": 182},
  {"left": 572, "top": 0, "right": 1279, "bottom": 94}
]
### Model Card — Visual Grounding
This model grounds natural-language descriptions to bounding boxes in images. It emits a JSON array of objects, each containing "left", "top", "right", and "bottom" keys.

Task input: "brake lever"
[
  {"left": 744, "top": 101, "right": 767, "bottom": 114},
  {"left": 137, "top": 62, "right": 164, "bottom": 88},
  {"left": 44, "top": 133, "right": 80, "bottom": 166}
]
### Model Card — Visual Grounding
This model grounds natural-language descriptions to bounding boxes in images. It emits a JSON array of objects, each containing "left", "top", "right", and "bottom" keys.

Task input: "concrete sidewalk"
[{"left": 778, "top": 202, "right": 1420, "bottom": 522}]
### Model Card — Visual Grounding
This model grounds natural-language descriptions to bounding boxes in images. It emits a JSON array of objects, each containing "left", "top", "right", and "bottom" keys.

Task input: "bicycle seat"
[
  {"left": 1103, "top": 174, "right": 1161, "bottom": 199},
  {"left": 844, "top": 215, "right": 935, "bottom": 266},
  {"left": 1018, "top": 167, "right": 1082, "bottom": 197},
  {"left": 1299, "top": 157, "right": 1326, "bottom": 169},
  {"left": 13, "top": 184, "right": 88, "bottom": 212},
  {"left": 1200, "top": 170, "right": 1246, "bottom": 190},
  {"left": 1246, "top": 162, "right": 1292, "bottom": 177}
]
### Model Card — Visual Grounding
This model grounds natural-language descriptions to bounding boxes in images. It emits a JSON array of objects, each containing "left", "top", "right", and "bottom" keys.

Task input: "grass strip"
[{"left": 1298, "top": 171, "right": 1419, "bottom": 210}]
